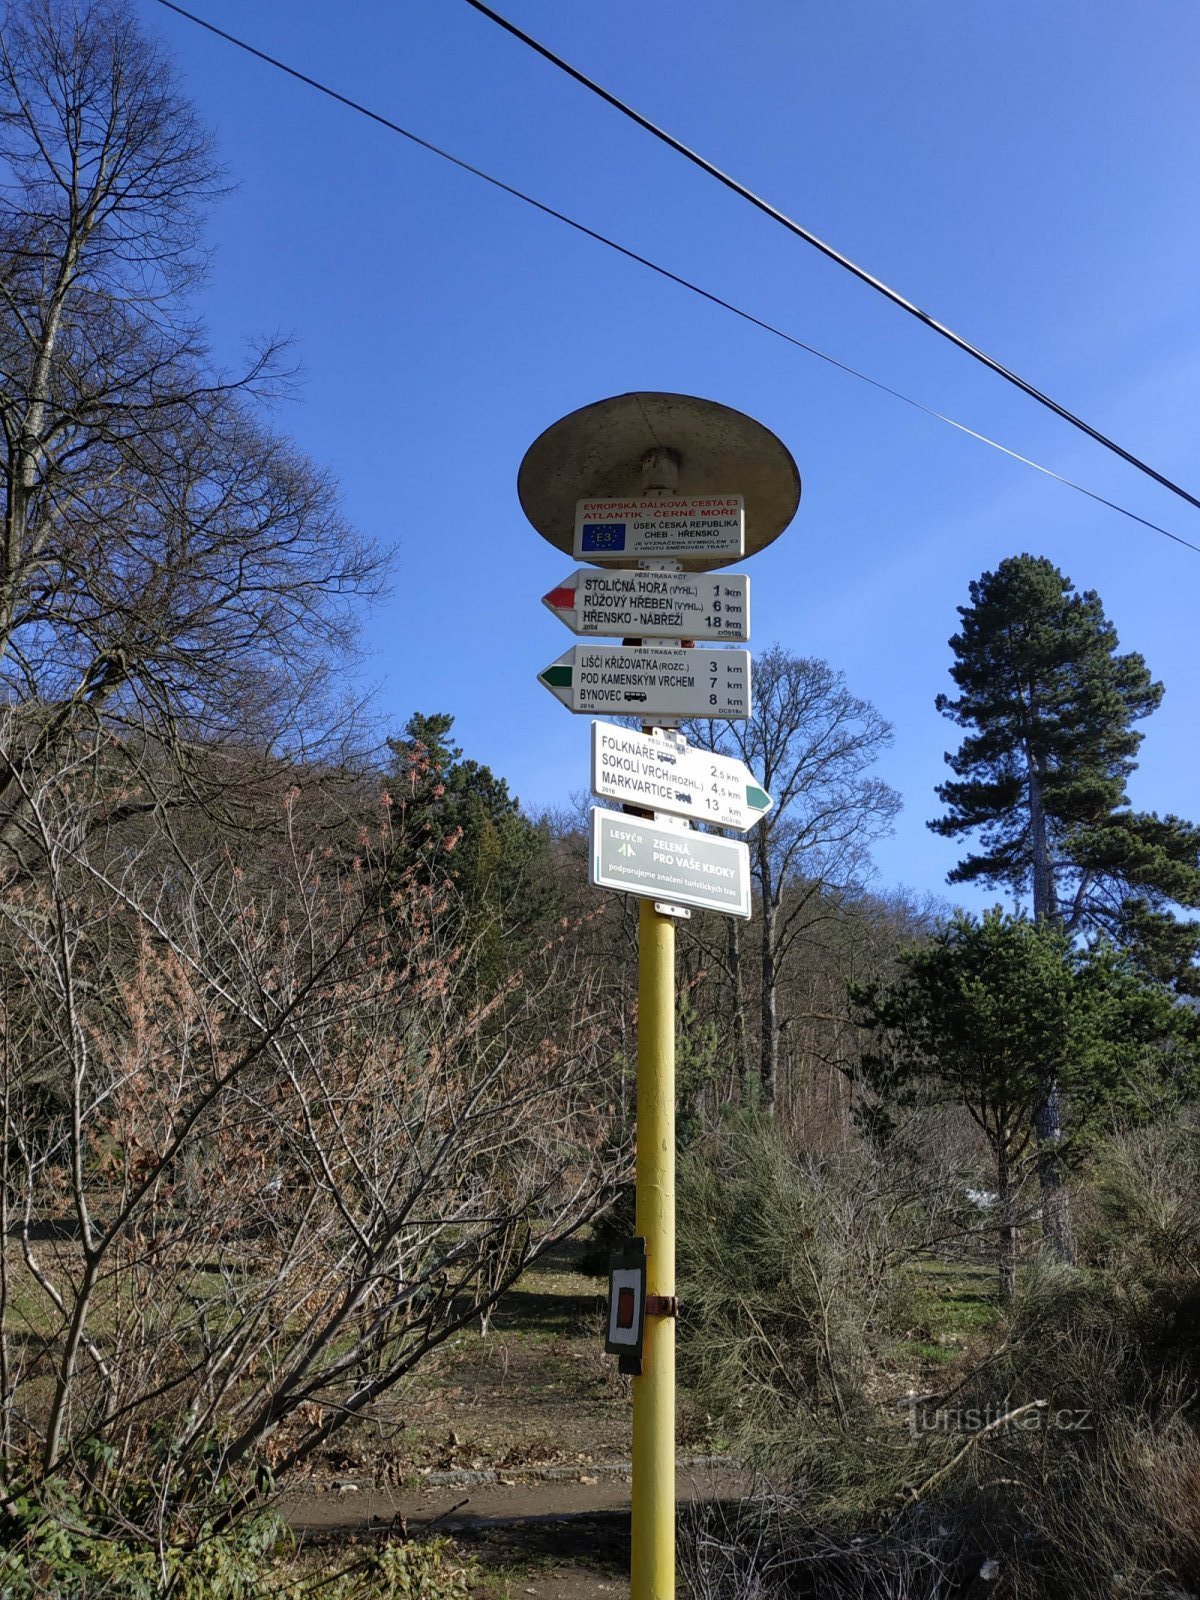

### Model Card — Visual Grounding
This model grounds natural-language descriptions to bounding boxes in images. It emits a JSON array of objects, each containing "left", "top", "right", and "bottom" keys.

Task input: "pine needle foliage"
[
  {"left": 930, "top": 554, "right": 1200, "bottom": 990},
  {"left": 677, "top": 1117, "right": 931, "bottom": 1506}
]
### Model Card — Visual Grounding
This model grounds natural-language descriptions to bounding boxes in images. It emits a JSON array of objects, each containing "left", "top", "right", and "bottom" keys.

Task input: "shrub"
[
  {"left": 1077, "top": 1120, "right": 1200, "bottom": 1280},
  {"left": 686, "top": 1258, "right": 1200, "bottom": 1598},
  {"left": 676, "top": 1116, "right": 955, "bottom": 1505},
  {"left": 0, "top": 1482, "right": 476, "bottom": 1600}
]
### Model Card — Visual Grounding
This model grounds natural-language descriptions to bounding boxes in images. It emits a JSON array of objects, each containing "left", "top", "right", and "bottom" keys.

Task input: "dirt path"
[
  {"left": 281, "top": 1239, "right": 747, "bottom": 1592},
  {"left": 287, "top": 1461, "right": 751, "bottom": 1599}
]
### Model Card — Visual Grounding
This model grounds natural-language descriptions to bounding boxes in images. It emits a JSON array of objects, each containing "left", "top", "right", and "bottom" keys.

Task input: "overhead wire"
[
  {"left": 151, "top": 0, "right": 1200, "bottom": 558},
  {"left": 462, "top": 0, "right": 1200, "bottom": 520}
]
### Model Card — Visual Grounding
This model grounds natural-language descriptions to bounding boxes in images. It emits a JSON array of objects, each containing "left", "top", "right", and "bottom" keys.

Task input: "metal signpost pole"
[
  {"left": 520, "top": 393, "right": 799, "bottom": 1600},
  {"left": 632, "top": 896, "right": 675, "bottom": 1599},
  {"left": 632, "top": 443, "right": 678, "bottom": 1600}
]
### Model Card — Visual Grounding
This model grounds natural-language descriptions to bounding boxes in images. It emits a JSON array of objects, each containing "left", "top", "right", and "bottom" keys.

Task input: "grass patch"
[
  {"left": 895, "top": 1339, "right": 957, "bottom": 1366},
  {"left": 912, "top": 1260, "right": 1003, "bottom": 1340}
]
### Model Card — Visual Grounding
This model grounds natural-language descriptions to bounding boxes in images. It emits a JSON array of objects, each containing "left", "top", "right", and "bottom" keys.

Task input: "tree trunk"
[
  {"left": 726, "top": 916, "right": 750, "bottom": 1104},
  {"left": 755, "top": 825, "right": 784, "bottom": 1113},
  {"left": 760, "top": 939, "right": 778, "bottom": 1114},
  {"left": 996, "top": 1141, "right": 1017, "bottom": 1301},
  {"left": 1025, "top": 738, "right": 1057, "bottom": 926},
  {"left": 757, "top": 832, "right": 778, "bottom": 1114},
  {"left": 1025, "top": 734, "right": 1075, "bottom": 1262},
  {"left": 1035, "top": 1088, "right": 1076, "bottom": 1265}
]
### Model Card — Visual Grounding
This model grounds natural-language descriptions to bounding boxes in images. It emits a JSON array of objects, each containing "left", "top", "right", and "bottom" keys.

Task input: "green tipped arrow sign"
[
  {"left": 539, "top": 646, "right": 751, "bottom": 719},
  {"left": 589, "top": 722, "right": 772, "bottom": 834}
]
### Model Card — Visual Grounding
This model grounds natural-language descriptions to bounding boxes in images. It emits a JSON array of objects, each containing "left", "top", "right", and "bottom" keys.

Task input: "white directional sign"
[
  {"left": 574, "top": 496, "right": 743, "bottom": 563},
  {"left": 591, "top": 723, "right": 772, "bottom": 832},
  {"left": 539, "top": 647, "right": 751, "bottom": 719},
  {"left": 542, "top": 570, "right": 749, "bottom": 641},
  {"left": 590, "top": 807, "right": 751, "bottom": 918}
]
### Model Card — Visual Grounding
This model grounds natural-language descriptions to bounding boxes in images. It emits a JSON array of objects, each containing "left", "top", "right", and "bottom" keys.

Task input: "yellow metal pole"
[{"left": 631, "top": 897, "right": 675, "bottom": 1600}]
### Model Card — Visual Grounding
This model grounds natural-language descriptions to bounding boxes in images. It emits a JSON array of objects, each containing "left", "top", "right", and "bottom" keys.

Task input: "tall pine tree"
[
  {"left": 931, "top": 555, "right": 1200, "bottom": 984},
  {"left": 929, "top": 554, "right": 1200, "bottom": 1257}
]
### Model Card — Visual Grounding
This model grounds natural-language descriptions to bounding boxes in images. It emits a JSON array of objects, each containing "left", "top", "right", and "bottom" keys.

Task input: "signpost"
[
  {"left": 591, "top": 722, "right": 772, "bottom": 832},
  {"left": 542, "top": 569, "right": 749, "bottom": 640},
  {"left": 574, "top": 494, "right": 743, "bottom": 562},
  {"left": 539, "top": 645, "right": 751, "bottom": 719},
  {"left": 520, "top": 392, "right": 800, "bottom": 1600},
  {"left": 590, "top": 808, "right": 752, "bottom": 918}
]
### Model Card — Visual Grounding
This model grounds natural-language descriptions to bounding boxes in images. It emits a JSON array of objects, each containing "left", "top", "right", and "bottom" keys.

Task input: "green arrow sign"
[{"left": 589, "top": 722, "right": 772, "bottom": 834}]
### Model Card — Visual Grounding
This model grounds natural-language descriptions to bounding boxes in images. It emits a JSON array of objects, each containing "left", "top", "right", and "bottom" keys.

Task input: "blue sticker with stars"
[{"left": 580, "top": 522, "right": 627, "bottom": 552}]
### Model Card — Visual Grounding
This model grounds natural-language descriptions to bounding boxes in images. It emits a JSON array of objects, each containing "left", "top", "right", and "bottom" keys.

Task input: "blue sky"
[{"left": 141, "top": 0, "right": 1200, "bottom": 908}]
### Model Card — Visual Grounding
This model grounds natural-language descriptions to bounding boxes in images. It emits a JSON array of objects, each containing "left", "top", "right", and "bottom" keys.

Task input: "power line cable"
[
  {"left": 151, "top": 0, "right": 1200, "bottom": 557},
  {"left": 462, "top": 0, "right": 1200, "bottom": 520}
]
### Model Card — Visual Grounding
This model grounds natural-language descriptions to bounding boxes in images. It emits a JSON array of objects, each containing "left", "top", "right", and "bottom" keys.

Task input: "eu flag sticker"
[{"left": 581, "top": 522, "right": 626, "bottom": 552}]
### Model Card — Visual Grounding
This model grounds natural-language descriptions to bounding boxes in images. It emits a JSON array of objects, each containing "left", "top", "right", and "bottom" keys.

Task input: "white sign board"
[
  {"left": 591, "top": 723, "right": 772, "bottom": 832},
  {"left": 573, "top": 496, "right": 744, "bottom": 562},
  {"left": 543, "top": 569, "right": 749, "bottom": 641},
  {"left": 605, "top": 1266, "right": 645, "bottom": 1354},
  {"left": 539, "top": 646, "right": 751, "bottom": 719},
  {"left": 590, "top": 807, "right": 752, "bottom": 918}
]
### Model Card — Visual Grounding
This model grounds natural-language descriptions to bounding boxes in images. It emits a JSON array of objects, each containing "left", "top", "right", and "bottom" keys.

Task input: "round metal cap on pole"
[{"left": 519, "top": 391, "right": 801, "bottom": 570}]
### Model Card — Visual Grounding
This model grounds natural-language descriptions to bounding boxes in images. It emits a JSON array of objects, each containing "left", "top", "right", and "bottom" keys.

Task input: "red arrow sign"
[{"left": 542, "top": 568, "right": 750, "bottom": 642}]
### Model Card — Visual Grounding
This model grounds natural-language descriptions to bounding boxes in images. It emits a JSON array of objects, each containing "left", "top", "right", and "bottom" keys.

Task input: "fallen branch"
[{"left": 901, "top": 1400, "right": 1049, "bottom": 1503}]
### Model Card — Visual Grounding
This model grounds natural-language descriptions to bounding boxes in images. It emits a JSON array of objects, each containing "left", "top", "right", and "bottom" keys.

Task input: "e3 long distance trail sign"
[
  {"left": 591, "top": 722, "right": 771, "bottom": 833},
  {"left": 542, "top": 569, "right": 749, "bottom": 641},
  {"left": 539, "top": 646, "right": 751, "bottom": 719},
  {"left": 574, "top": 496, "right": 743, "bottom": 562}
]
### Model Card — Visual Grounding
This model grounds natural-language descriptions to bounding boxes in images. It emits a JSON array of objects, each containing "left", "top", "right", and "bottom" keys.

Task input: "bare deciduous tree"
[
  {"left": 686, "top": 648, "right": 900, "bottom": 1114},
  {"left": 0, "top": 724, "right": 628, "bottom": 1541},
  {"left": 0, "top": 0, "right": 384, "bottom": 866}
]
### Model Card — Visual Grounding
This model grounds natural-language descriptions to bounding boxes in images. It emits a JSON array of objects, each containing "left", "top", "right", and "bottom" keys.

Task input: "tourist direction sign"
[
  {"left": 590, "top": 808, "right": 751, "bottom": 918},
  {"left": 539, "top": 646, "right": 751, "bottom": 719},
  {"left": 574, "top": 496, "right": 743, "bottom": 563},
  {"left": 591, "top": 723, "right": 772, "bottom": 832},
  {"left": 542, "top": 569, "right": 749, "bottom": 641}
]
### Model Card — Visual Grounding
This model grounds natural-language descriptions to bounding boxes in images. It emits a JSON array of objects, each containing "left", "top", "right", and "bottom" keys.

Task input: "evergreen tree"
[
  {"left": 930, "top": 554, "right": 1200, "bottom": 989},
  {"left": 929, "top": 554, "right": 1200, "bottom": 1259},
  {"left": 854, "top": 909, "right": 1186, "bottom": 1298},
  {"left": 385, "top": 713, "right": 557, "bottom": 988}
]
